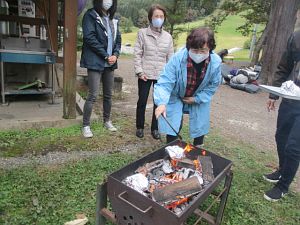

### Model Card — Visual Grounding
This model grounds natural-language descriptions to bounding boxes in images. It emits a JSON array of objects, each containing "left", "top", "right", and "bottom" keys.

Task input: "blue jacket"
[
  {"left": 80, "top": 8, "right": 121, "bottom": 71},
  {"left": 154, "top": 48, "right": 222, "bottom": 138}
]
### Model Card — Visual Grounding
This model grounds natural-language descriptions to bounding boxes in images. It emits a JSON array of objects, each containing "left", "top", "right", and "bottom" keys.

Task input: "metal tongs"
[{"left": 161, "top": 114, "right": 182, "bottom": 140}]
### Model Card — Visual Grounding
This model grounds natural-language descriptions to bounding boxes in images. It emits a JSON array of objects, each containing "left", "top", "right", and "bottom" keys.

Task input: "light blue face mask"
[
  {"left": 189, "top": 50, "right": 209, "bottom": 64},
  {"left": 152, "top": 18, "right": 164, "bottom": 28}
]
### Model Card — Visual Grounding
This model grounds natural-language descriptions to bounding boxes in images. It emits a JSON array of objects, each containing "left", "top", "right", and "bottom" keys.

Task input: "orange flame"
[
  {"left": 165, "top": 173, "right": 183, "bottom": 182},
  {"left": 166, "top": 197, "right": 189, "bottom": 210},
  {"left": 184, "top": 144, "right": 194, "bottom": 153},
  {"left": 171, "top": 159, "right": 178, "bottom": 168},
  {"left": 193, "top": 160, "right": 200, "bottom": 170}
]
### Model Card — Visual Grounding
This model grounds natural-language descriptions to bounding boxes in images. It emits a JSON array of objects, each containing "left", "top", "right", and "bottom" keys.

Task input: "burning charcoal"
[
  {"left": 165, "top": 197, "right": 189, "bottom": 211},
  {"left": 151, "top": 168, "right": 165, "bottom": 178},
  {"left": 122, "top": 173, "right": 149, "bottom": 196},
  {"left": 165, "top": 145, "right": 185, "bottom": 159},
  {"left": 177, "top": 158, "right": 197, "bottom": 169},
  {"left": 135, "top": 159, "right": 164, "bottom": 175},
  {"left": 173, "top": 207, "right": 183, "bottom": 215},
  {"left": 182, "top": 168, "right": 194, "bottom": 180},
  {"left": 158, "top": 176, "right": 179, "bottom": 185},
  {"left": 192, "top": 171, "right": 204, "bottom": 185},
  {"left": 152, "top": 176, "right": 202, "bottom": 204},
  {"left": 164, "top": 172, "right": 184, "bottom": 182},
  {"left": 199, "top": 156, "right": 214, "bottom": 183},
  {"left": 162, "top": 160, "right": 174, "bottom": 174}
]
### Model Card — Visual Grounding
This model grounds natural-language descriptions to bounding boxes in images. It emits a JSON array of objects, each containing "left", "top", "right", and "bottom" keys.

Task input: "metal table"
[{"left": 0, "top": 49, "right": 56, "bottom": 104}]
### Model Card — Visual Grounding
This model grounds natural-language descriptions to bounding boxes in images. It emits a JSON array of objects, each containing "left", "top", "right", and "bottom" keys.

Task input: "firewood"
[
  {"left": 199, "top": 156, "right": 214, "bottom": 182},
  {"left": 176, "top": 158, "right": 196, "bottom": 169},
  {"left": 135, "top": 159, "right": 164, "bottom": 175},
  {"left": 152, "top": 176, "right": 202, "bottom": 203}
]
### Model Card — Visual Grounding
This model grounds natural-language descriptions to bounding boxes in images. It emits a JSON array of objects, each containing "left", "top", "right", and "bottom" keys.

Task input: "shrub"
[
  {"left": 120, "top": 17, "right": 134, "bottom": 33},
  {"left": 243, "top": 39, "right": 251, "bottom": 49}
]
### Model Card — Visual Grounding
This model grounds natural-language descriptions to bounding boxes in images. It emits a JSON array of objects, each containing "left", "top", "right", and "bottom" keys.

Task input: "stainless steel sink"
[{"left": 0, "top": 37, "right": 51, "bottom": 52}]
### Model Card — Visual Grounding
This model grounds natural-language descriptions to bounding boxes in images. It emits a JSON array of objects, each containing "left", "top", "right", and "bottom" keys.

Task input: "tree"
[
  {"left": 260, "top": 0, "right": 299, "bottom": 84},
  {"left": 159, "top": 0, "right": 187, "bottom": 37},
  {"left": 118, "top": 0, "right": 152, "bottom": 27},
  {"left": 120, "top": 17, "right": 134, "bottom": 33},
  {"left": 185, "top": 8, "right": 200, "bottom": 22},
  {"left": 136, "top": 9, "right": 149, "bottom": 28},
  {"left": 206, "top": 0, "right": 272, "bottom": 65}
]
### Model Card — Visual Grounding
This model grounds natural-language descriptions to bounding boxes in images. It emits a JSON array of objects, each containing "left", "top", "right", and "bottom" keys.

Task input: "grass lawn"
[
  {"left": 0, "top": 114, "right": 143, "bottom": 157},
  {"left": 0, "top": 117, "right": 299, "bottom": 225}
]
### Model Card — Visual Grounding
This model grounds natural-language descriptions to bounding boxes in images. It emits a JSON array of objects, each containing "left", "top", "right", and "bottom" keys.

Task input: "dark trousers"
[
  {"left": 165, "top": 117, "right": 204, "bottom": 145},
  {"left": 276, "top": 99, "right": 300, "bottom": 192},
  {"left": 167, "top": 134, "right": 204, "bottom": 146},
  {"left": 136, "top": 79, "right": 158, "bottom": 131}
]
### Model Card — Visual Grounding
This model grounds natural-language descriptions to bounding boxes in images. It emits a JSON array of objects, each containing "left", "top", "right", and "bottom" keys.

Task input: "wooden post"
[
  {"left": 49, "top": 0, "right": 58, "bottom": 55},
  {"left": 63, "top": 0, "right": 77, "bottom": 119}
]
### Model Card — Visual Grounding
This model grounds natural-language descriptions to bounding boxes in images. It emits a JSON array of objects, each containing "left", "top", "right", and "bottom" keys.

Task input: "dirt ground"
[{"left": 114, "top": 57, "right": 299, "bottom": 192}]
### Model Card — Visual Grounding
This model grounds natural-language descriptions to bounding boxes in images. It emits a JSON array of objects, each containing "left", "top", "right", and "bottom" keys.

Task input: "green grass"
[
  {"left": 0, "top": 153, "right": 135, "bottom": 225},
  {"left": 0, "top": 114, "right": 143, "bottom": 157},
  {"left": 231, "top": 49, "right": 250, "bottom": 61},
  {"left": 121, "top": 26, "right": 139, "bottom": 46},
  {"left": 0, "top": 122, "right": 299, "bottom": 225}
]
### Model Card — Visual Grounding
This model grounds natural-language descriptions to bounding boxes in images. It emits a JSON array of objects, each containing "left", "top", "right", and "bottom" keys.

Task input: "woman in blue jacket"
[
  {"left": 80, "top": 0, "right": 121, "bottom": 138},
  {"left": 154, "top": 27, "right": 222, "bottom": 146}
]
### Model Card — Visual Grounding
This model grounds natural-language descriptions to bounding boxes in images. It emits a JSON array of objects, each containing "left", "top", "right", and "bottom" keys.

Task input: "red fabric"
[{"left": 185, "top": 56, "right": 210, "bottom": 97}]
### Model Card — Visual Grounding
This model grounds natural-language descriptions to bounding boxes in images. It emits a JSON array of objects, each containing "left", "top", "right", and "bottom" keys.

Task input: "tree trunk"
[
  {"left": 250, "top": 25, "right": 268, "bottom": 66},
  {"left": 170, "top": 23, "right": 175, "bottom": 36},
  {"left": 260, "top": 0, "right": 298, "bottom": 85},
  {"left": 296, "top": 9, "right": 300, "bottom": 30}
]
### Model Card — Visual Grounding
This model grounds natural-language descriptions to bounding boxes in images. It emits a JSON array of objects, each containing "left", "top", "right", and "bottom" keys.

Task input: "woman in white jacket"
[{"left": 134, "top": 4, "right": 174, "bottom": 139}]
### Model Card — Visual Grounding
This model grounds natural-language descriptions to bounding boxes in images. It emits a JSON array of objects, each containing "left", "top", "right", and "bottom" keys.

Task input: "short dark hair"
[
  {"left": 148, "top": 4, "right": 167, "bottom": 22},
  {"left": 186, "top": 27, "right": 216, "bottom": 51},
  {"left": 93, "top": 0, "right": 117, "bottom": 20}
]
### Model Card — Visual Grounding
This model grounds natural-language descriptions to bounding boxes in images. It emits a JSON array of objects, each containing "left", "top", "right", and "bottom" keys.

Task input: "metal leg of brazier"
[
  {"left": 215, "top": 171, "right": 233, "bottom": 225},
  {"left": 96, "top": 182, "right": 107, "bottom": 225}
]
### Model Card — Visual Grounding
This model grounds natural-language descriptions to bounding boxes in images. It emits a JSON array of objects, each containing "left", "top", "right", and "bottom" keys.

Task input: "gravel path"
[{"left": 0, "top": 143, "right": 143, "bottom": 169}]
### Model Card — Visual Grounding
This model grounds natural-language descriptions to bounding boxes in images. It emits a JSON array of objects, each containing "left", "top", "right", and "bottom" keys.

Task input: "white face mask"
[
  {"left": 103, "top": 0, "right": 113, "bottom": 11},
  {"left": 188, "top": 50, "right": 209, "bottom": 64}
]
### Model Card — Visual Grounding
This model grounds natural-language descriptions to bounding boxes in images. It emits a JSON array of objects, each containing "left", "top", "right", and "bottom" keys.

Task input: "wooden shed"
[{"left": 0, "top": 0, "right": 78, "bottom": 119}]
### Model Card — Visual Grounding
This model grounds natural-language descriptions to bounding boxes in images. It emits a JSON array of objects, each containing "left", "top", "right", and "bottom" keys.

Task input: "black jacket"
[
  {"left": 80, "top": 8, "right": 121, "bottom": 71},
  {"left": 270, "top": 30, "right": 300, "bottom": 100}
]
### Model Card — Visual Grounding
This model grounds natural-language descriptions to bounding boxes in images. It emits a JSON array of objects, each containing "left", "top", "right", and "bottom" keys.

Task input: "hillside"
[{"left": 122, "top": 15, "right": 253, "bottom": 60}]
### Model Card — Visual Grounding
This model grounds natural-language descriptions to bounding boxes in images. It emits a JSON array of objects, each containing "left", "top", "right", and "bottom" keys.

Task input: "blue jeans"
[
  {"left": 83, "top": 68, "right": 114, "bottom": 126},
  {"left": 276, "top": 99, "right": 300, "bottom": 192}
]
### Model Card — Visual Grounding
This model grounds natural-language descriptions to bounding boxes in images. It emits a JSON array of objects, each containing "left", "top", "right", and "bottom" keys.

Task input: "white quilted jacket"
[{"left": 134, "top": 26, "right": 174, "bottom": 80}]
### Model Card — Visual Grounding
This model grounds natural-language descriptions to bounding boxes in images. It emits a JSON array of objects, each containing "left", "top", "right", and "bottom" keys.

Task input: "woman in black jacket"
[{"left": 80, "top": 0, "right": 121, "bottom": 138}]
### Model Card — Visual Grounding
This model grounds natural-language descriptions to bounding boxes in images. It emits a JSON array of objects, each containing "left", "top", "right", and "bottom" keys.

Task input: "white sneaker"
[
  {"left": 82, "top": 126, "right": 93, "bottom": 138},
  {"left": 104, "top": 121, "right": 117, "bottom": 132}
]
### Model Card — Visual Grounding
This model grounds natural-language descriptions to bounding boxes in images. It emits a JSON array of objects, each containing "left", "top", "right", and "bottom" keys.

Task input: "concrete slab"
[
  {"left": 0, "top": 97, "right": 78, "bottom": 131},
  {"left": 0, "top": 96, "right": 96, "bottom": 131}
]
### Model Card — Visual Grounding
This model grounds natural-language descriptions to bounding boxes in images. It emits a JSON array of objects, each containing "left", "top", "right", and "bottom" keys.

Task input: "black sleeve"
[{"left": 269, "top": 34, "right": 295, "bottom": 100}]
